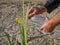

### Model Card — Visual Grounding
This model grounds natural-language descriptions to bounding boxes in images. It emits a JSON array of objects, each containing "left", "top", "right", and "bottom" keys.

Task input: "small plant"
[
  {"left": 16, "top": 0, "right": 30, "bottom": 45},
  {"left": 5, "top": 32, "right": 14, "bottom": 45},
  {"left": 5, "top": 0, "right": 30, "bottom": 45}
]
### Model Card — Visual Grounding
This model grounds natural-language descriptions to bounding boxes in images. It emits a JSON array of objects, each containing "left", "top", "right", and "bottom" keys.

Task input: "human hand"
[
  {"left": 39, "top": 17, "right": 56, "bottom": 32},
  {"left": 28, "top": 6, "right": 47, "bottom": 19}
]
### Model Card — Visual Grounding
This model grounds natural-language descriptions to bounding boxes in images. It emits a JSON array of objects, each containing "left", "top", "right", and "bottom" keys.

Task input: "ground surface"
[{"left": 0, "top": 0, "right": 60, "bottom": 45}]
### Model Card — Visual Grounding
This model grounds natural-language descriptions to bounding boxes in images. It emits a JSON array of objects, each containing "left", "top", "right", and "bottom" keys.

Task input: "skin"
[
  {"left": 28, "top": 6, "right": 47, "bottom": 19},
  {"left": 28, "top": 6, "right": 60, "bottom": 32}
]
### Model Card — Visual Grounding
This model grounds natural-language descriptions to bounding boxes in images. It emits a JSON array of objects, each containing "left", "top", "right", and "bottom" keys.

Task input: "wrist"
[
  {"left": 49, "top": 18, "right": 60, "bottom": 26},
  {"left": 37, "top": 6, "right": 47, "bottom": 14},
  {"left": 42, "top": 6, "right": 47, "bottom": 12}
]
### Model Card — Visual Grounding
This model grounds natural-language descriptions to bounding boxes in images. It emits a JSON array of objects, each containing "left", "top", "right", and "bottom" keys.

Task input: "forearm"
[{"left": 50, "top": 11, "right": 60, "bottom": 26}]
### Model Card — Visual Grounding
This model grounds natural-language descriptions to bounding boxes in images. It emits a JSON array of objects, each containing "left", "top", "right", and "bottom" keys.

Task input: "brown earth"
[{"left": 0, "top": 0, "right": 60, "bottom": 45}]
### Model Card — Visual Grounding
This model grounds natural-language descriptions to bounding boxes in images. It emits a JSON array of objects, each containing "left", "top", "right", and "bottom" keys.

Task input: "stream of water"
[{"left": 30, "top": 15, "right": 60, "bottom": 36}]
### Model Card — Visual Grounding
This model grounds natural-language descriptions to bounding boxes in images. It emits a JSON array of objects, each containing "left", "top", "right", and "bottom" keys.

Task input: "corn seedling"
[
  {"left": 17, "top": 0, "right": 30, "bottom": 45},
  {"left": 5, "top": 0, "right": 30, "bottom": 45},
  {"left": 5, "top": 32, "right": 14, "bottom": 45}
]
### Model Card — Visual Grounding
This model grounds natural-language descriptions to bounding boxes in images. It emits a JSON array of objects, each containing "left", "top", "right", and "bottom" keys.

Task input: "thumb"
[
  {"left": 28, "top": 9, "right": 36, "bottom": 19},
  {"left": 40, "top": 17, "right": 50, "bottom": 30},
  {"left": 45, "top": 17, "right": 50, "bottom": 22}
]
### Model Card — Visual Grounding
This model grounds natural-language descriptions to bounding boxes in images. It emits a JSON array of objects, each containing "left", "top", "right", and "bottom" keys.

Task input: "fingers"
[
  {"left": 40, "top": 25, "right": 45, "bottom": 30},
  {"left": 40, "top": 18, "right": 49, "bottom": 30},
  {"left": 37, "top": 25, "right": 48, "bottom": 32},
  {"left": 40, "top": 26, "right": 48, "bottom": 32},
  {"left": 39, "top": 24, "right": 52, "bottom": 32},
  {"left": 39, "top": 17, "right": 49, "bottom": 30},
  {"left": 28, "top": 7, "right": 37, "bottom": 19},
  {"left": 45, "top": 17, "right": 50, "bottom": 22},
  {"left": 28, "top": 7, "right": 34, "bottom": 15}
]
